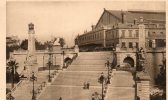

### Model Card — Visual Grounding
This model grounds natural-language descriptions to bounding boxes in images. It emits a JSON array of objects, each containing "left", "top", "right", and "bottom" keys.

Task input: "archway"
[
  {"left": 123, "top": 57, "right": 134, "bottom": 67},
  {"left": 64, "top": 57, "right": 72, "bottom": 68},
  {"left": 64, "top": 57, "right": 72, "bottom": 63}
]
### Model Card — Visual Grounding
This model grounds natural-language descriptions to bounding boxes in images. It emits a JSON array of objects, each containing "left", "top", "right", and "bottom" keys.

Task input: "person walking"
[
  {"left": 91, "top": 94, "right": 95, "bottom": 100},
  {"left": 59, "top": 97, "right": 62, "bottom": 100},
  {"left": 87, "top": 81, "right": 90, "bottom": 89}
]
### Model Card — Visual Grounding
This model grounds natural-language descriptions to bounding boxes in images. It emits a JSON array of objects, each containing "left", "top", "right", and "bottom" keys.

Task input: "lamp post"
[
  {"left": 47, "top": 42, "right": 53, "bottom": 82},
  {"left": 105, "top": 59, "right": 110, "bottom": 84},
  {"left": 55, "top": 55, "right": 56, "bottom": 66},
  {"left": 111, "top": 48, "right": 116, "bottom": 69},
  {"left": 30, "top": 72, "right": 37, "bottom": 100},
  {"left": 62, "top": 51, "right": 65, "bottom": 68},
  {"left": 43, "top": 55, "right": 45, "bottom": 70},
  {"left": 8, "top": 93, "right": 15, "bottom": 100},
  {"left": 99, "top": 72, "right": 105, "bottom": 100},
  {"left": 48, "top": 54, "right": 52, "bottom": 82}
]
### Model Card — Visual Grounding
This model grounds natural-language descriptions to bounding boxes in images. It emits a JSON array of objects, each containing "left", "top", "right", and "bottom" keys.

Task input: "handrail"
[
  {"left": 6, "top": 80, "right": 23, "bottom": 99},
  {"left": 11, "top": 80, "right": 23, "bottom": 92}
]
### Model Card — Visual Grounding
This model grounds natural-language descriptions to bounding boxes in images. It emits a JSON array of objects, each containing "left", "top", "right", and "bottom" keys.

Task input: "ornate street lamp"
[
  {"left": 105, "top": 58, "right": 110, "bottom": 84},
  {"left": 99, "top": 72, "right": 105, "bottom": 100},
  {"left": 47, "top": 42, "right": 53, "bottom": 82},
  {"left": 30, "top": 72, "right": 37, "bottom": 100},
  {"left": 43, "top": 55, "right": 45, "bottom": 70},
  {"left": 7, "top": 93, "right": 15, "bottom": 100},
  {"left": 48, "top": 54, "right": 52, "bottom": 82},
  {"left": 62, "top": 51, "right": 65, "bottom": 68},
  {"left": 55, "top": 55, "right": 56, "bottom": 66}
]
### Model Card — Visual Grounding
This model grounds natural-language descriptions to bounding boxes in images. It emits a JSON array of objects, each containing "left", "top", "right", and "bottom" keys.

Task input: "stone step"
[
  {"left": 52, "top": 71, "right": 107, "bottom": 86},
  {"left": 38, "top": 86, "right": 102, "bottom": 100},
  {"left": 106, "top": 87, "right": 135, "bottom": 100},
  {"left": 72, "top": 60, "right": 108, "bottom": 65}
]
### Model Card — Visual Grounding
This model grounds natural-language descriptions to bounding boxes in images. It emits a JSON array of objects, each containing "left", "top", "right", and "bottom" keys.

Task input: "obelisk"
[{"left": 25, "top": 23, "right": 37, "bottom": 74}]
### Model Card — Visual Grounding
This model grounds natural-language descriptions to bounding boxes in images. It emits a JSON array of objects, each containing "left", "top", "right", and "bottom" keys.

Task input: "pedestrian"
[
  {"left": 59, "top": 97, "right": 62, "bottom": 100},
  {"left": 87, "top": 81, "right": 90, "bottom": 89},
  {"left": 91, "top": 94, "right": 95, "bottom": 100},
  {"left": 83, "top": 81, "right": 86, "bottom": 89}
]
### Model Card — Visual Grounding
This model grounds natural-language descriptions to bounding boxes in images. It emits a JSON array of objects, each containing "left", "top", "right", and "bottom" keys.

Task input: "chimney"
[
  {"left": 139, "top": 16, "right": 144, "bottom": 23},
  {"left": 134, "top": 18, "right": 137, "bottom": 25},
  {"left": 91, "top": 25, "right": 95, "bottom": 30},
  {"left": 121, "top": 11, "right": 126, "bottom": 24}
]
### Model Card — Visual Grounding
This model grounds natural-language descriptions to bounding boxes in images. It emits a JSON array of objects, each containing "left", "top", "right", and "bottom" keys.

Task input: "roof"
[{"left": 106, "top": 10, "right": 166, "bottom": 23}]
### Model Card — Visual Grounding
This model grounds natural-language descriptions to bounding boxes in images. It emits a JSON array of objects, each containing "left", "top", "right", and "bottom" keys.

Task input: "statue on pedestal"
[
  {"left": 139, "top": 47, "right": 145, "bottom": 60},
  {"left": 137, "top": 47, "right": 147, "bottom": 73}
]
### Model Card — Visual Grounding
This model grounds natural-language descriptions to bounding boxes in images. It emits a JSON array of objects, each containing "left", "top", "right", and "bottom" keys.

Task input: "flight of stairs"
[
  {"left": 106, "top": 71, "right": 135, "bottom": 100},
  {"left": 11, "top": 70, "right": 55, "bottom": 100},
  {"left": 38, "top": 52, "right": 113, "bottom": 100}
]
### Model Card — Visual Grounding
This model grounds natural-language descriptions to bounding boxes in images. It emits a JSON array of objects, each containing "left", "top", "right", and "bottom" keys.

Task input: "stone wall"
[
  {"left": 145, "top": 52, "right": 164, "bottom": 85},
  {"left": 115, "top": 50, "right": 165, "bottom": 85}
]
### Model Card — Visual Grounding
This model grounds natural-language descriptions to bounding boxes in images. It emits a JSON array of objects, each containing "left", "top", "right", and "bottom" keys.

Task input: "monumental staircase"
[
  {"left": 10, "top": 52, "right": 136, "bottom": 100},
  {"left": 38, "top": 52, "right": 112, "bottom": 100}
]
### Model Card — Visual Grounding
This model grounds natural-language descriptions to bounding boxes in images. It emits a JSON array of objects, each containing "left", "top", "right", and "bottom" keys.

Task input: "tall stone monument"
[
  {"left": 25, "top": 23, "right": 37, "bottom": 75},
  {"left": 138, "top": 17, "right": 146, "bottom": 50},
  {"left": 136, "top": 17, "right": 150, "bottom": 100}
]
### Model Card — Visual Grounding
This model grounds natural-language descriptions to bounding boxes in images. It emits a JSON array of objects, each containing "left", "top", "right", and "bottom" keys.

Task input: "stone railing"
[
  {"left": 6, "top": 80, "right": 23, "bottom": 100},
  {"left": 13, "top": 50, "right": 27, "bottom": 54},
  {"left": 10, "top": 80, "right": 23, "bottom": 92}
]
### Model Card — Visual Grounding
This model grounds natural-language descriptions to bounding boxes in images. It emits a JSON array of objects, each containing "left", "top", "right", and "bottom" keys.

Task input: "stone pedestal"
[
  {"left": 136, "top": 72, "right": 150, "bottom": 100},
  {"left": 53, "top": 45, "right": 61, "bottom": 51},
  {"left": 74, "top": 45, "right": 79, "bottom": 53},
  {"left": 116, "top": 44, "right": 120, "bottom": 51},
  {"left": 60, "top": 55, "right": 63, "bottom": 69}
]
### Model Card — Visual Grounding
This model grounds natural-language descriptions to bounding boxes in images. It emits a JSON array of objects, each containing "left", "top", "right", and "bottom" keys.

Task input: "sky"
[{"left": 7, "top": 1, "right": 165, "bottom": 46}]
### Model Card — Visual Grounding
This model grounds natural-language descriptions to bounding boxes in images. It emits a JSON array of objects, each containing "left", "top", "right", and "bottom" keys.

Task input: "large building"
[
  {"left": 75, "top": 9, "right": 166, "bottom": 50},
  {"left": 75, "top": 9, "right": 166, "bottom": 84}
]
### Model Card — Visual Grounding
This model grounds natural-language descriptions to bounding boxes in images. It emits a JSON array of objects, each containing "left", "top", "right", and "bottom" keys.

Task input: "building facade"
[
  {"left": 75, "top": 9, "right": 166, "bottom": 50},
  {"left": 75, "top": 9, "right": 166, "bottom": 84}
]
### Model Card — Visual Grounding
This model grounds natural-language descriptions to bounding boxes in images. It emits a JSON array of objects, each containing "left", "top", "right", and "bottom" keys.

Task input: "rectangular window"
[
  {"left": 121, "top": 30, "right": 125, "bottom": 37},
  {"left": 156, "top": 39, "right": 166, "bottom": 47},
  {"left": 160, "top": 32, "right": 163, "bottom": 35},
  {"left": 149, "top": 40, "right": 152, "bottom": 48},
  {"left": 148, "top": 32, "right": 151, "bottom": 37},
  {"left": 153, "top": 32, "right": 156, "bottom": 36},
  {"left": 136, "top": 30, "right": 139, "bottom": 37},
  {"left": 129, "top": 42, "right": 133, "bottom": 48},
  {"left": 116, "top": 31, "right": 118, "bottom": 38},
  {"left": 121, "top": 42, "right": 126, "bottom": 48},
  {"left": 136, "top": 42, "right": 138, "bottom": 48},
  {"left": 112, "top": 32, "right": 114, "bottom": 38},
  {"left": 129, "top": 30, "right": 132, "bottom": 37}
]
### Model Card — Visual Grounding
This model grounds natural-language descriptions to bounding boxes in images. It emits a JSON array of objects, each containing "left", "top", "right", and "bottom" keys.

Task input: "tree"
[
  {"left": 20, "top": 39, "right": 46, "bottom": 50},
  {"left": 155, "top": 58, "right": 166, "bottom": 100},
  {"left": 20, "top": 39, "right": 28, "bottom": 50},
  {"left": 59, "top": 38, "right": 65, "bottom": 47},
  {"left": 6, "top": 45, "right": 20, "bottom": 59},
  {"left": 6, "top": 60, "right": 19, "bottom": 88},
  {"left": 35, "top": 39, "right": 45, "bottom": 50}
]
